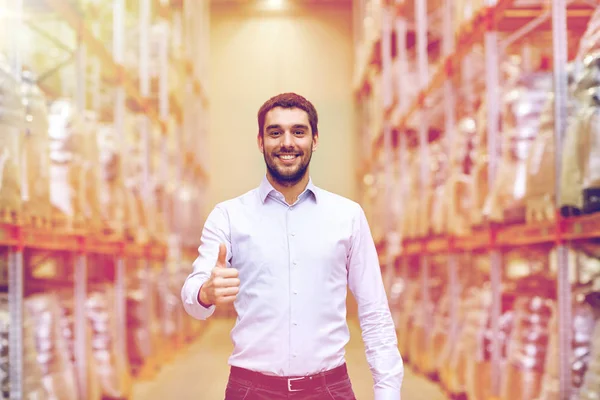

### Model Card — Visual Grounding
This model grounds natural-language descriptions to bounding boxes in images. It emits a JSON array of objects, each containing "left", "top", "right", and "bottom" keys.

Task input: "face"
[{"left": 258, "top": 107, "right": 318, "bottom": 186}]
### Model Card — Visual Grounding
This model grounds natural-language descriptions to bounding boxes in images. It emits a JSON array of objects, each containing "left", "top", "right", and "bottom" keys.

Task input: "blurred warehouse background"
[{"left": 1, "top": 0, "right": 600, "bottom": 400}]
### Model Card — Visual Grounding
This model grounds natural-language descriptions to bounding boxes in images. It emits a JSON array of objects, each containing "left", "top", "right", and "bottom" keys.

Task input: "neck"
[{"left": 266, "top": 172, "right": 310, "bottom": 205}]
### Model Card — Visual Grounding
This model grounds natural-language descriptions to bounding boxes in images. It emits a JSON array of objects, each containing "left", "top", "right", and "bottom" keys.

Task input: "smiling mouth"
[{"left": 276, "top": 154, "right": 300, "bottom": 161}]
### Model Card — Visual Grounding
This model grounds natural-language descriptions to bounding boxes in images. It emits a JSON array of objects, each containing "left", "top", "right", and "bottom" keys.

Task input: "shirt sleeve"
[
  {"left": 181, "top": 205, "right": 232, "bottom": 320},
  {"left": 347, "top": 205, "right": 404, "bottom": 399}
]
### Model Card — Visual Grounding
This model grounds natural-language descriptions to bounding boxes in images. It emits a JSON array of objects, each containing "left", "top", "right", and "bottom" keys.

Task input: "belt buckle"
[{"left": 287, "top": 377, "right": 304, "bottom": 392}]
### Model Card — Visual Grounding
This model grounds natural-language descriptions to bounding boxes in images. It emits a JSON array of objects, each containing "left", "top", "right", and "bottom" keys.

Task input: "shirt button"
[
  {"left": 293, "top": 321, "right": 298, "bottom": 326},
  {"left": 291, "top": 232, "right": 296, "bottom": 236},
  {"left": 293, "top": 261, "right": 298, "bottom": 266},
  {"left": 293, "top": 291, "right": 298, "bottom": 295}
]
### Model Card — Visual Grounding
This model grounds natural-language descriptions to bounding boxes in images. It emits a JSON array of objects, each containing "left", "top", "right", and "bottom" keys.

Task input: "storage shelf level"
[
  {"left": 0, "top": 223, "right": 170, "bottom": 259},
  {"left": 398, "top": 213, "right": 600, "bottom": 255}
]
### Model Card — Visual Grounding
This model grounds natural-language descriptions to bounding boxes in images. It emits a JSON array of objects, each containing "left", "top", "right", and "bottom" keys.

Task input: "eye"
[
  {"left": 294, "top": 131, "right": 305, "bottom": 136},
  {"left": 269, "top": 131, "right": 281, "bottom": 136}
]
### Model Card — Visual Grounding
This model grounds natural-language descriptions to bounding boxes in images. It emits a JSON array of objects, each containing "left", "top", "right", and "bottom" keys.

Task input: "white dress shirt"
[{"left": 181, "top": 176, "right": 403, "bottom": 399}]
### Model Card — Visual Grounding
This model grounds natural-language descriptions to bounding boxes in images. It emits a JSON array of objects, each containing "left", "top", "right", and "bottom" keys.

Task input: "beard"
[{"left": 264, "top": 146, "right": 312, "bottom": 187}]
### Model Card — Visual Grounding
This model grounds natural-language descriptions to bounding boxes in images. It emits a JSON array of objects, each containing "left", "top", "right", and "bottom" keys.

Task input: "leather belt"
[{"left": 230, "top": 363, "right": 348, "bottom": 392}]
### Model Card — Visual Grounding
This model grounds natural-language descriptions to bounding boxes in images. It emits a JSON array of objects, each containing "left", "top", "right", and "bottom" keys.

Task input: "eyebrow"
[{"left": 265, "top": 124, "right": 309, "bottom": 131}]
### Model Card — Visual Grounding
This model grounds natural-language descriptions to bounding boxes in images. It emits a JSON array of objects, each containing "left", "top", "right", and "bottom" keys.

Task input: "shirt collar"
[{"left": 259, "top": 175, "right": 319, "bottom": 204}]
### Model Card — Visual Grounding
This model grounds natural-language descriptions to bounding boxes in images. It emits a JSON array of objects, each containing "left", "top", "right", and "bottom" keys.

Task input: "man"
[{"left": 181, "top": 93, "right": 403, "bottom": 399}]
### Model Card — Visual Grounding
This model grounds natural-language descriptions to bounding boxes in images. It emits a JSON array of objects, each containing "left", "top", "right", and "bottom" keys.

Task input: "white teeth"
[{"left": 280, "top": 155, "right": 296, "bottom": 160}]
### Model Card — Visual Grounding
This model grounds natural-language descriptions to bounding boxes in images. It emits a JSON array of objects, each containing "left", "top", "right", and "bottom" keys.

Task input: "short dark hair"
[{"left": 257, "top": 93, "right": 318, "bottom": 136}]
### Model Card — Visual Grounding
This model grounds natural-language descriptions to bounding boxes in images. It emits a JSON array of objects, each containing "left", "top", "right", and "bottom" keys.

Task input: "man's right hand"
[{"left": 199, "top": 243, "right": 240, "bottom": 306}]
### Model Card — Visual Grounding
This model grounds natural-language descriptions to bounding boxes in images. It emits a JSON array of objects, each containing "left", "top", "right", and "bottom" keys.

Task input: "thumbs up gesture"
[{"left": 199, "top": 243, "right": 240, "bottom": 306}]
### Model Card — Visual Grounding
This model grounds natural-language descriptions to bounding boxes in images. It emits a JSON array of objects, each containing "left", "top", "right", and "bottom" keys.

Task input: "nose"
[{"left": 282, "top": 131, "right": 294, "bottom": 147}]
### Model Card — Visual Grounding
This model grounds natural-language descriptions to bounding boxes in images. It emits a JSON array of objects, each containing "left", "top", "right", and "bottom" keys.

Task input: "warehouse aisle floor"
[{"left": 132, "top": 318, "right": 448, "bottom": 400}]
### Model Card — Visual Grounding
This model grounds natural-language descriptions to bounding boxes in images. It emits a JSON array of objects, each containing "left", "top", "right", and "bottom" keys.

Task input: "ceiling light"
[{"left": 265, "top": 0, "right": 285, "bottom": 10}]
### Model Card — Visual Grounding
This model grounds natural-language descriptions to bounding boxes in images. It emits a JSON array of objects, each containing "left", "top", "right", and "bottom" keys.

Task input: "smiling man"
[{"left": 181, "top": 93, "right": 404, "bottom": 400}]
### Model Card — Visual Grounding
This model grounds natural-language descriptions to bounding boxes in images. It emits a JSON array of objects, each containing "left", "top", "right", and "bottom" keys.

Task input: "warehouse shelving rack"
[
  {"left": 354, "top": 0, "right": 599, "bottom": 399},
  {"left": 1, "top": 1, "right": 210, "bottom": 399}
]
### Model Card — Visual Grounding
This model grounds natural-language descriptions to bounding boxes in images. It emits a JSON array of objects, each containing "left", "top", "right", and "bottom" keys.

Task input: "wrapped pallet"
[
  {"left": 123, "top": 115, "right": 150, "bottom": 243},
  {"left": 429, "top": 139, "right": 449, "bottom": 235},
  {"left": 538, "top": 290, "right": 600, "bottom": 400},
  {"left": 579, "top": 318, "right": 600, "bottom": 400},
  {"left": 483, "top": 72, "right": 553, "bottom": 223},
  {"left": 561, "top": 5, "right": 600, "bottom": 215},
  {"left": 559, "top": 58, "right": 600, "bottom": 216},
  {"left": 465, "top": 290, "right": 516, "bottom": 400},
  {"left": 24, "top": 293, "right": 78, "bottom": 400},
  {"left": 442, "top": 285, "right": 484, "bottom": 397},
  {"left": 80, "top": 111, "right": 103, "bottom": 231},
  {"left": 56, "top": 291, "right": 102, "bottom": 400},
  {"left": 86, "top": 285, "right": 133, "bottom": 398},
  {"left": 469, "top": 101, "right": 490, "bottom": 227},
  {"left": 97, "top": 122, "right": 127, "bottom": 236},
  {"left": 0, "top": 55, "right": 24, "bottom": 221},
  {"left": 445, "top": 116, "right": 477, "bottom": 236},
  {"left": 126, "top": 264, "right": 163, "bottom": 374},
  {"left": 426, "top": 290, "right": 450, "bottom": 379},
  {"left": 405, "top": 147, "right": 422, "bottom": 238},
  {"left": 525, "top": 64, "right": 579, "bottom": 223},
  {"left": 501, "top": 276, "right": 556, "bottom": 400},
  {"left": 20, "top": 70, "right": 50, "bottom": 225},
  {"left": 1, "top": 294, "right": 50, "bottom": 399},
  {"left": 395, "top": 278, "right": 420, "bottom": 362},
  {"left": 407, "top": 275, "right": 445, "bottom": 373},
  {"left": 48, "top": 99, "right": 101, "bottom": 230}
]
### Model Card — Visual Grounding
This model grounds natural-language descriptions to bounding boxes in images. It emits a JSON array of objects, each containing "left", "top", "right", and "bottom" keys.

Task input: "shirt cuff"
[
  {"left": 197, "top": 284, "right": 213, "bottom": 308},
  {"left": 374, "top": 387, "right": 401, "bottom": 400},
  {"left": 182, "top": 277, "right": 216, "bottom": 320}
]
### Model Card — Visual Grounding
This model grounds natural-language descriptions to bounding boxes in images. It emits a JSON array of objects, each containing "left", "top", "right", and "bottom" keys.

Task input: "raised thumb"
[{"left": 216, "top": 243, "right": 227, "bottom": 267}]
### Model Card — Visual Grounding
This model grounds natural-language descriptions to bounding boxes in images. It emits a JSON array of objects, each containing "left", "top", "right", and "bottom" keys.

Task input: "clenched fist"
[{"left": 199, "top": 243, "right": 240, "bottom": 306}]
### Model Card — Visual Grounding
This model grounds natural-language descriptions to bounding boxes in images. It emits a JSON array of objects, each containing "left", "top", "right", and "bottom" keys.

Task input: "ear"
[
  {"left": 257, "top": 133, "right": 264, "bottom": 153},
  {"left": 312, "top": 132, "right": 319, "bottom": 152}
]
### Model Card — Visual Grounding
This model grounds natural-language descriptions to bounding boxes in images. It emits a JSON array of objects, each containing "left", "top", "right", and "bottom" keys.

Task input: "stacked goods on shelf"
[
  {"left": 538, "top": 288, "right": 600, "bottom": 400},
  {"left": 0, "top": 55, "right": 24, "bottom": 222},
  {"left": 465, "top": 287, "right": 515, "bottom": 400},
  {"left": 173, "top": 268, "right": 206, "bottom": 340},
  {"left": 560, "top": 45, "right": 600, "bottom": 216},
  {"left": 48, "top": 100, "right": 103, "bottom": 231},
  {"left": 468, "top": 100, "right": 490, "bottom": 228},
  {"left": 500, "top": 274, "right": 556, "bottom": 400},
  {"left": 436, "top": 255, "right": 504, "bottom": 398},
  {"left": 24, "top": 293, "right": 79, "bottom": 400},
  {"left": 429, "top": 137, "right": 449, "bottom": 235},
  {"left": 484, "top": 66, "right": 554, "bottom": 224},
  {"left": 524, "top": 68, "right": 574, "bottom": 223},
  {"left": 408, "top": 261, "right": 446, "bottom": 374},
  {"left": 426, "top": 285, "right": 450, "bottom": 378},
  {"left": 441, "top": 284, "right": 486, "bottom": 398},
  {"left": 391, "top": 259, "right": 421, "bottom": 362},
  {"left": 445, "top": 112, "right": 477, "bottom": 236},
  {"left": 20, "top": 70, "right": 51, "bottom": 226},
  {"left": 126, "top": 263, "right": 162, "bottom": 374},
  {"left": 97, "top": 122, "right": 129, "bottom": 237},
  {"left": 173, "top": 166, "right": 208, "bottom": 249},
  {"left": 579, "top": 317, "right": 600, "bottom": 400},
  {"left": 86, "top": 285, "right": 132, "bottom": 399},
  {"left": 123, "top": 115, "right": 151, "bottom": 244},
  {"left": 56, "top": 290, "right": 102, "bottom": 400},
  {"left": 155, "top": 266, "right": 183, "bottom": 351},
  {"left": 403, "top": 147, "right": 421, "bottom": 238},
  {"left": 1, "top": 293, "right": 48, "bottom": 399}
]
